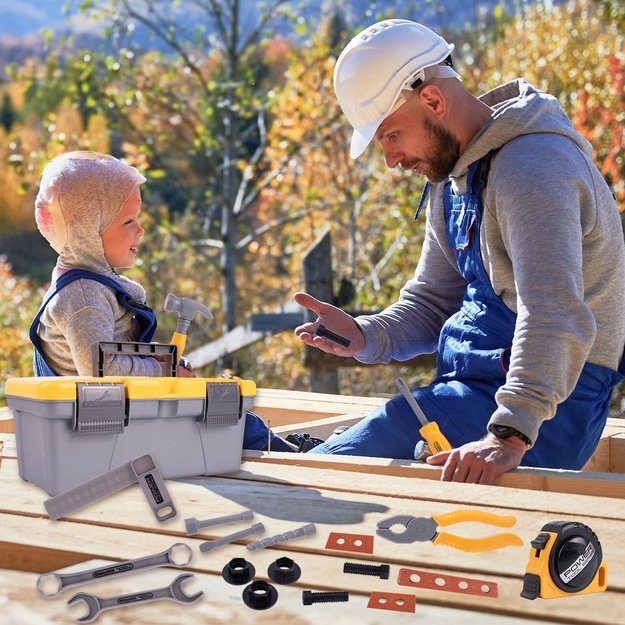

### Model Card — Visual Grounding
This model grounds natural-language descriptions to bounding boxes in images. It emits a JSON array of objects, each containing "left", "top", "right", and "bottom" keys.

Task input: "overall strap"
[
  {"left": 414, "top": 151, "right": 495, "bottom": 222},
  {"left": 29, "top": 269, "right": 157, "bottom": 376}
]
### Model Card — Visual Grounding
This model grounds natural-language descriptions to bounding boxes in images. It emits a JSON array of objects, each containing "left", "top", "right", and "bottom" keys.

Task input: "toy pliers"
[{"left": 376, "top": 509, "right": 524, "bottom": 552}]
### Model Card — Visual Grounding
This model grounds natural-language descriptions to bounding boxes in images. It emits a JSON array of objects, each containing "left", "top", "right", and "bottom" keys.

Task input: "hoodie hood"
[
  {"left": 449, "top": 79, "right": 594, "bottom": 194},
  {"left": 35, "top": 151, "right": 146, "bottom": 274}
]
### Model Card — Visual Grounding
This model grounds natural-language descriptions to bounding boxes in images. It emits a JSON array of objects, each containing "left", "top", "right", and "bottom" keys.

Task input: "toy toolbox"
[{"left": 5, "top": 343, "right": 256, "bottom": 496}]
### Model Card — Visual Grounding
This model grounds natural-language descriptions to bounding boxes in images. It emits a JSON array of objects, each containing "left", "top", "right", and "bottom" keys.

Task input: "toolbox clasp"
[
  {"left": 202, "top": 382, "right": 241, "bottom": 427},
  {"left": 75, "top": 382, "right": 127, "bottom": 434}
]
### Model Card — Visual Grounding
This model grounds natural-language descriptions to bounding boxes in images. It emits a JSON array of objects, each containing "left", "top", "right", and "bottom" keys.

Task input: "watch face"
[
  {"left": 493, "top": 426, "right": 515, "bottom": 438},
  {"left": 490, "top": 425, "right": 531, "bottom": 446}
]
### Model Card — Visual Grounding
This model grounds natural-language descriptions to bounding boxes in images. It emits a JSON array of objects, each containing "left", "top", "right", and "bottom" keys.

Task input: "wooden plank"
[
  {"left": 1, "top": 422, "right": 624, "bottom": 499},
  {"left": 0, "top": 491, "right": 622, "bottom": 623},
  {"left": 255, "top": 388, "right": 388, "bottom": 413},
  {"left": 0, "top": 431, "right": 16, "bottom": 460},
  {"left": 2, "top": 458, "right": 624, "bottom": 584},
  {"left": 0, "top": 563, "right": 556, "bottom": 625},
  {"left": 582, "top": 423, "right": 625, "bottom": 472},
  {"left": 610, "top": 433, "right": 625, "bottom": 473},
  {"left": 0, "top": 406, "right": 14, "bottom": 433},
  {"left": 253, "top": 387, "right": 386, "bottom": 425},
  {"left": 1, "top": 453, "right": 623, "bottom": 624},
  {"left": 186, "top": 323, "right": 267, "bottom": 368},
  {"left": 242, "top": 450, "right": 625, "bottom": 500},
  {"left": 233, "top": 459, "right": 625, "bottom": 521}
]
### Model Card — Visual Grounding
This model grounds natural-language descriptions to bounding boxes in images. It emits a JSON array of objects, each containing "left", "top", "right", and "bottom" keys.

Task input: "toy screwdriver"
[{"left": 395, "top": 377, "right": 452, "bottom": 454}]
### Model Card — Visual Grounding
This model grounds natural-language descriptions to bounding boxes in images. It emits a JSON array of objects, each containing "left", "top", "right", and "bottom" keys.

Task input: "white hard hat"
[{"left": 334, "top": 19, "right": 457, "bottom": 158}]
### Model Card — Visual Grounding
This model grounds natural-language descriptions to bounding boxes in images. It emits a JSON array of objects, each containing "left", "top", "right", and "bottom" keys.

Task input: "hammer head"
[{"left": 164, "top": 293, "right": 213, "bottom": 326}]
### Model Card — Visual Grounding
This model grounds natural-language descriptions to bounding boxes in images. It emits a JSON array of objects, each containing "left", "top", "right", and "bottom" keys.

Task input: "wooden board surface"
[
  {"left": 1, "top": 564, "right": 555, "bottom": 625},
  {"left": 2, "top": 394, "right": 625, "bottom": 624},
  {"left": 1, "top": 455, "right": 623, "bottom": 624}
]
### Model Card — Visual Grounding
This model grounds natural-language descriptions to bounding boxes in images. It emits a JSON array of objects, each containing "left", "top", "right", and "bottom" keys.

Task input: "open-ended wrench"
[
  {"left": 67, "top": 573, "right": 203, "bottom": 623},
  {"left": 37, "top": 543, "right": 193, "bottom": 598}
]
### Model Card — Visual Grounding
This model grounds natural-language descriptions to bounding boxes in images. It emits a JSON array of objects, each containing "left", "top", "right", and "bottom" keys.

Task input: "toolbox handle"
[{"left": 91, "top": 341, "right": 178, "bottom": 377}]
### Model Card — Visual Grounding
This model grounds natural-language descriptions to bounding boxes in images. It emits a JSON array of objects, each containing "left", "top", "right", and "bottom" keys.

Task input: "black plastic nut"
[
  {"left": 268, "top": 556, "right": 301, "bottom": 585},
  {"left": 242, "top": 580, "right": 278, "bottom": 610},
  {"left": 222, "top": 557, "right": 256, "bottom": 585}
]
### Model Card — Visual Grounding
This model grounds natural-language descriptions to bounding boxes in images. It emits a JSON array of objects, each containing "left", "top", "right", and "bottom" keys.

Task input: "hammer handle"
[{"left": 171, "top": 332, "right": 187, "bottom": 358}]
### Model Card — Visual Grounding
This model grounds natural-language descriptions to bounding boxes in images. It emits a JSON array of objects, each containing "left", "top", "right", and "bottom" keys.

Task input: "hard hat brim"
[{"left": 350, "top": 121, "right": 380, "bottom": 159}]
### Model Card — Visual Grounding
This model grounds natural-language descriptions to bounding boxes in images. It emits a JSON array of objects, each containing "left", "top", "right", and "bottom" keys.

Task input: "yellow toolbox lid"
[{"left": 5, "top": 376, "right": 256, "bottom": 401}]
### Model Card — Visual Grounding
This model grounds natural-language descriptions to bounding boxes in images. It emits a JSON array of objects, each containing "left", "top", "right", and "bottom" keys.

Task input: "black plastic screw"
[
  {"left": 343, "top": 562, "right": 390, "bottom": 579},
  {"left": 302, "top": 590, "right": 349, "bottom": 605}
]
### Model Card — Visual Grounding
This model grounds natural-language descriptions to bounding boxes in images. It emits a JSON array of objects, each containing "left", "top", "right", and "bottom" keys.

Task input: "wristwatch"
[{"left": 488, "top": 424, "right": 532, "bottom": 447}]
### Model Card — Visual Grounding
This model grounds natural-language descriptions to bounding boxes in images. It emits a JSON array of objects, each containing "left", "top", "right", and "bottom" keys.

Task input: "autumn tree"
[
  {"left": 55, "top": 0, "right": 302, "bottom": 346},
  {"left": 460, "top": 0, "right": 625, "bottom": 211},
  {"left": 254, "top": 17, "right": 436, "bottom": 393},
  {"left": 0, "top": 257, "right": 45, "bottom": 403}
]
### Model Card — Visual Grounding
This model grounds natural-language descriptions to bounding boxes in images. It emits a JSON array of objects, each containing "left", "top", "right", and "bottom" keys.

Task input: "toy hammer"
[{"left": 164, "top": 293, "right": 212, "bottom": 359}]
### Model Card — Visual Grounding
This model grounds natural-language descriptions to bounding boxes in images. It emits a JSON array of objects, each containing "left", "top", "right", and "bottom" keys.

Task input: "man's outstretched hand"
[
  {"left": 426, "top": 433, "right": 527, "bottom": 484},
  {"left": 293, "top": 291, "right": 365, "bottom": 356}
]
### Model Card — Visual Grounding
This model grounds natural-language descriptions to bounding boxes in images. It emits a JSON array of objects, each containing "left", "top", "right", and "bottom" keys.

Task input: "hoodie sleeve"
[
  {"left": 485, "top": 134, "right": 598, "bottom": 443},
  {"left": 355, "top": 186, "right": 466, "bottom": 364}
]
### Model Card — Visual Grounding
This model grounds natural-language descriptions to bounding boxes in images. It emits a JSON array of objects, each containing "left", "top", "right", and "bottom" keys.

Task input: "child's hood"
[{"left": 35, "top": 151, "right": 146, "bottom": 273}]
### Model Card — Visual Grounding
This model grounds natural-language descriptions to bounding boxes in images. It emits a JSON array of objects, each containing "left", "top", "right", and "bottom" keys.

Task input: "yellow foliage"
[
  {"left": 0, "top": 257, "right": 45, "bottom": 403},
  {"left": 462, "top": 0, "right": 625, "bottom": 209}
]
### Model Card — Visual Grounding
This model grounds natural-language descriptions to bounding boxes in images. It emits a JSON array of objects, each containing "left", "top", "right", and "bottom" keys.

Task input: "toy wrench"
[
  {"left": 376, "top": 509, "right": 524, "bottom": 552},
  {"left": 37, "top": 543, "right": 193, "bottom": 598},
  {"left": 67, "top": 573, "right": 203, "bottom": 623}
]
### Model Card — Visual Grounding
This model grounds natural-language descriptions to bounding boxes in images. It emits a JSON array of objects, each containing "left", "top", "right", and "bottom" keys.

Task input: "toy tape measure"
[{"left": 521, "top": 521, "right": 607, "bottom": 600}]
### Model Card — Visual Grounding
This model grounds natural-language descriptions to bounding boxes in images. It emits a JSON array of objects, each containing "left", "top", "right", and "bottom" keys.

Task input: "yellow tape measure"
[{"left": 521, "top": 521, "right": 607, "bottom": 600}]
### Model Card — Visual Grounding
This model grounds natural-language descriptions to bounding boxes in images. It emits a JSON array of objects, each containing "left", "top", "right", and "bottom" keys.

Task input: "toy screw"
[
  {"left": 343, "top": 562, "right": 390, "bottom": 579},
  {"left": 302, "top": 590, "right": 349, "bottom": 605}
]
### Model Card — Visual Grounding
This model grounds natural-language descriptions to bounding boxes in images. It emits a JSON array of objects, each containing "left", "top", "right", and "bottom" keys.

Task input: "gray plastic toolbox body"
[{"left": 5, "top": 376, "right": 254, "bottom": 496}]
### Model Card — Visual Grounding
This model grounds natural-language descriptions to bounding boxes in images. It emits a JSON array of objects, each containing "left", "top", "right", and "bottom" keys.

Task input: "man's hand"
[
  {"left": 293, "top": 291, "right": 365, "bottom": 356},
  {"left": 426, "top": 433, "right": 527, "bottom": 484}
]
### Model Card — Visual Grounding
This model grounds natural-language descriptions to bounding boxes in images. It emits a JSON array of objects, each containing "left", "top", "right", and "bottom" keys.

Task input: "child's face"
[{"left": 101, "top": 185, "right": 144, "bottom": 268}]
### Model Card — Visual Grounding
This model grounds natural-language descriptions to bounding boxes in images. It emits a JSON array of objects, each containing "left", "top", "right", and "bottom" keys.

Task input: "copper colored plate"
[
  {"left": 367, "top": 591, "right": 416, "bottom": 613},
  {"left": 325, "top": 532, "right": 374, "bottom": 554},
  {"left": 397, "top": 567, "right": 499, "bottom": 598}
]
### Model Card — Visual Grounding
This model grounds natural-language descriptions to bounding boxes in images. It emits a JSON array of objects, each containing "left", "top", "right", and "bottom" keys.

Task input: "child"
[
  {"left": 31, "top": 151, "right": 183, "bottom": 376},
  {"left": 31, "top": 150, "right": 296, "bottom": 450}
]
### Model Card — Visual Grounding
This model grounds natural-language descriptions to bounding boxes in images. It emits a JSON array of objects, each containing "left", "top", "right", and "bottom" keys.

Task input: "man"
[{"left": 294, "top": 19, "right": 625, "bottom": 484}]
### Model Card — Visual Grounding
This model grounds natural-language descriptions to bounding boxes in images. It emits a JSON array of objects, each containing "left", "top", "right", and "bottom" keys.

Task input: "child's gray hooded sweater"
[
  {"left": 355, "top": 79, "right": 625, "bottom": 444},
  {"left": 34, "top": 151, "right": 162, "bottom": 377}
]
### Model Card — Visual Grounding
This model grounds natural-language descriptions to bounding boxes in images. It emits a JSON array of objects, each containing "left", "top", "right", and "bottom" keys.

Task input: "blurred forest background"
[{"left": 0, "top": 0, "right": 624, "bottom": 413}]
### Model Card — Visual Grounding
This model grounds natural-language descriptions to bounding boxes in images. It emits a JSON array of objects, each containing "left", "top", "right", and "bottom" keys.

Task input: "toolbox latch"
[
  {"left": 75, "top": 382, "right": 127, "bottom": 434},
  {"left": 203, "top": 382, "right": 241, "bottom": 427}
]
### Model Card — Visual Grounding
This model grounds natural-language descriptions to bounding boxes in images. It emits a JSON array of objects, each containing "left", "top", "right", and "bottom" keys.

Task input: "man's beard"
[{"left": 421, "top": 116, "right": 461, "bottom": 183}]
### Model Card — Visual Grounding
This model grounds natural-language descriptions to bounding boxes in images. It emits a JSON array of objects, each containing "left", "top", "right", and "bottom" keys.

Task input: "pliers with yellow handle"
[{"left": 376, "top": 509, "right": 524, "bottom": 552}]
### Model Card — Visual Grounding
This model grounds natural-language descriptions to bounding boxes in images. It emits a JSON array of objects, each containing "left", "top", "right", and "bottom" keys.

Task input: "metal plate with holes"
[
  {"left": 367, "top": 591, "right": 416, "bottom": 613},
  {"left": 325, "top": 532, "right": 374, "bottom": 554},
  {"left": 397, "top": 567, "right": 499, "bottom": 598}
]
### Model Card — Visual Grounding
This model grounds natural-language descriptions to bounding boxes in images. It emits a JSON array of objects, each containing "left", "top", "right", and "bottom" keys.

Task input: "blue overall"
[
  {"left": 30, "top": 269, "right": 158, "bottom": 377},
  {"left": 310, "top": 155, "right": 625, "bottom": 469},
  {"left": 28, "top": 269, "right": 291, "bottom": 451}
]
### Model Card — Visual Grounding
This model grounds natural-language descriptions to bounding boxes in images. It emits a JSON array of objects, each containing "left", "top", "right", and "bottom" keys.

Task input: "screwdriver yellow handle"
[
  {"left": 433, "top": 509, "right": 517, "bottom": 528},
  {"left": 434, "top": 531, "right": 524, "bottom": 552},
  {"left": 419, "top": 421, "right": 452, "bottom": 454}
]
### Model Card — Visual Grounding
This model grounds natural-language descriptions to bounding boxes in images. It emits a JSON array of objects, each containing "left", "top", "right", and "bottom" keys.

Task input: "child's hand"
[{"left": 176, "top": 364, "right": 196, "bottom": 378}]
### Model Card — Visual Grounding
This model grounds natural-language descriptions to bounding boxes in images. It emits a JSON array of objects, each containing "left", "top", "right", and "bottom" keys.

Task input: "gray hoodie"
[
  {"left": 34, "top": 152, "right": 162, "bottom": 377},
  {"left": 355, "top": 79, "right": 625, "bottom": 444}
]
